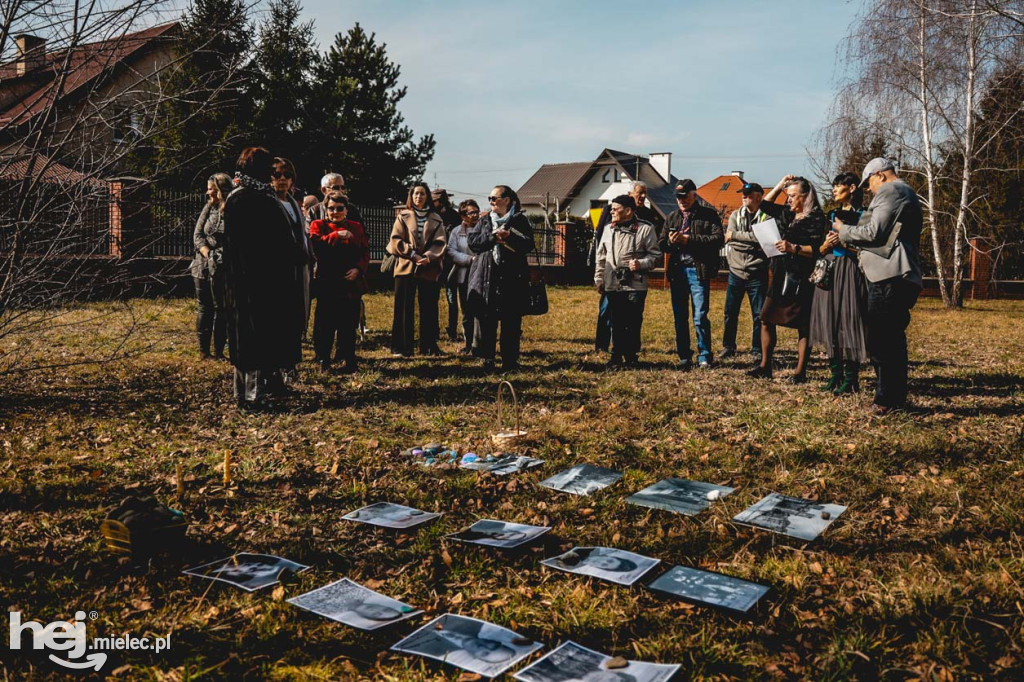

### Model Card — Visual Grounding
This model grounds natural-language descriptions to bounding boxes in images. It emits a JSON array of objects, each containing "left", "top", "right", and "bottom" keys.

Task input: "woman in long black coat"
[
  {"left": 221, "top": 146, "right": 306, "bottom": 409},
  {"left": 467, "top": 185, "right": 534, "bottom": 371}
]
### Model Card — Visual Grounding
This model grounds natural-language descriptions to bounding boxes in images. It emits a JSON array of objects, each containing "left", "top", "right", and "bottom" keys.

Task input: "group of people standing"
[
  {"left": 592, "top": 157, "right": 923, "bottom": 414},
  {"left": 193, "top": 146, "right": 921, "bottom": 415}
]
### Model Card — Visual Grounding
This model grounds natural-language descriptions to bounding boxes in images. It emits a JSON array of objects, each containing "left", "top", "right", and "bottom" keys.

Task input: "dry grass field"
[{"left": 2, "top": 287, "right": 1023, "bottom": 681}]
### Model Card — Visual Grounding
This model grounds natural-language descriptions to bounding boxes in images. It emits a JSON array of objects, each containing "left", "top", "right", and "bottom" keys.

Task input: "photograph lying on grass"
[
  {"left": 626, "top": 478, "right": 735, "bottom": 516},
  {"left": 542, "top": 546, "right": 660, "bottom": 586},
  {"left": 540, "top": 464, "right": 623, "bottom": 496},
  {"left": 287, "top": 578, "right": 421, "bottom": 630},
  {"left": 460, "top": 453, "right": 545, "bottom": 475},
  {"left": 647, "top": 565, "right": 770, "bottom": 614},
  {"left": 182, "top": 553, "right": 310, "bottom": 592},
  {"left": 402, "top": 444, "right": 459, "bottom": 467},
  {"left": 733, "top": 493, "right": 847, "bottom": 541},
  {"left": 391, "top": 613, "right": 543, "bottom": 678},
  {"left": 342, "top": 502, "right": 441, "bottom": 529},
  {"left": 515, "top": 640, "right": 680, "bottom": 682},
  {"left": 446, "top": 519, "right": 551, "bottom": 549}
]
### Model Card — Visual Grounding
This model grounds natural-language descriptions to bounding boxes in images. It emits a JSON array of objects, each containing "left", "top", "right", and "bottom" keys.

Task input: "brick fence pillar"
[{"left": 970, "top": 237, "right": 992, "bottom": 300}]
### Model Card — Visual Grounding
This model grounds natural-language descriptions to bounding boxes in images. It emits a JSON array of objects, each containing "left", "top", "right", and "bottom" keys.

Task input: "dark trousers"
[
  {"left": 194, "top": 274, "right": 226, "bottom": 356},
  {"left": 477, "top": 309, "right": 523, "bottom": 366},
  {"left": 866, "top": 277, "right": 920, "bottom": 408},
  {"left": 313, "top": 292, "right": 360, "bottom": 365},
  {"left": 445, "top": 282, "right": 461, "bottom": 340},
  {"left": 607, "top": 290, "right": 647, "bottom": 358},
  {"left": 448, "top": 280, "right": 475, "bottom": 348},
  {"left": 723, "top": 270, "right": 767, "bottom": 353},
  {"left": 595, "top": 293, "right": 612, "bottom": 351},
  {"left": 391, "top": 276, "right": 440, "bottom": 355}
]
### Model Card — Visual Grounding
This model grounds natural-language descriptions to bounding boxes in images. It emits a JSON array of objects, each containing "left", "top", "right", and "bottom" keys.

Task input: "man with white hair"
[{"left": 307, "top": 172, "right": 364, "bottom": 226}]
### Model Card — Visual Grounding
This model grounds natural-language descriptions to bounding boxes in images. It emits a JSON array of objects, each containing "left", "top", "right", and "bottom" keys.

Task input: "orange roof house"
[{"left": 697, "top": 172, "right": 787, "bottom": 221}]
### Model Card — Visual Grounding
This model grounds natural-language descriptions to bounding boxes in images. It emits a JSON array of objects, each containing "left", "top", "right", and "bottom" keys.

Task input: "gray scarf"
[{"left": 489, "top": 209, "right": 514, "bottom": 265}]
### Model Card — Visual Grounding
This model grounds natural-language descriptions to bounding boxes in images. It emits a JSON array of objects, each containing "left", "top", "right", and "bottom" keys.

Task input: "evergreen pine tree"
[
  {"left": 247, "top": 0, "right": 319, "bottom": 189},
  {"left": 313, "top": 23, "right": 435, "bottom": 204},
  {"left": 135, "top": 0, "right": 252, "bottom": 189}
]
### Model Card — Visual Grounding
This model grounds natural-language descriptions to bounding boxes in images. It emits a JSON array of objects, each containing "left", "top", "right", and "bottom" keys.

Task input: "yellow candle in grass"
[{"left": 223, "top": 451, "right": 232, "bottom": 486}]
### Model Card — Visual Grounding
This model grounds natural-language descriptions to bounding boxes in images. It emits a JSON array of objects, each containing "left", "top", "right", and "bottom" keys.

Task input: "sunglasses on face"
[
  {"left": 461, "top": 210, "right": 480, "bottom": 216},
  {"left": 487, "top": 195, "right": 506, "bottom": 203},
  {"left": 271, "top": 171, "right": 293, "bottom": 179},
  {"left": 327, "top": 205, "right": 347, "bottom": 212}
]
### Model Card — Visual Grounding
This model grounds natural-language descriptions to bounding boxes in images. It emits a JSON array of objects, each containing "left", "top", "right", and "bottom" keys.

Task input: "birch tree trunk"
[{"left": 951, "top": 0, "right": 981, "bottom": 307}]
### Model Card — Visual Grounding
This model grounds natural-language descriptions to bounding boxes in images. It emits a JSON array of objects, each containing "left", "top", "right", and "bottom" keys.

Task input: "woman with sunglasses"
[
  {"left": 309, "top": 191, "right": 369, "bottom": 373},
  {"left": 446, "top": 199, "right": 481, "bottom": 354},
  {"left": 466, "top": 186, "right": 534, "bottom": 371},
  {"left": 387, "top": 181, "right": 447, "bottom": 357}
]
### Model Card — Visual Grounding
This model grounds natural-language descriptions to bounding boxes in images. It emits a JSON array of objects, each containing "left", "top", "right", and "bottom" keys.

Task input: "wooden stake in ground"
[{"left": 223, "top": 451, "right": 232, "bottom": 487}]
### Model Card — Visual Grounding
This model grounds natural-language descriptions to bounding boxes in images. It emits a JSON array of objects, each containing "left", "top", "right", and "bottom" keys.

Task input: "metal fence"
[
  {"left": 0, "top": 178, "right": 111, "bottom": 255},
  {"left": 148, "top": 188, "right": 206, "bottom": 257}
]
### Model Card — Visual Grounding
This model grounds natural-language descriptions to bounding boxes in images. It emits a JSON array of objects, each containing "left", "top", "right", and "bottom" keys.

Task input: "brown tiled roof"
[
  {"left": 0, "top": 22, "right": 179, "bottom": 125},
  {"left": 697, "top": 174, "right": 786, "bottom": 220},
  {"left": 517, "top": 161, "right": 593, "bottom": 207},
  {"left": 0, "top": 152, "right": 100, "bottom": 185}
]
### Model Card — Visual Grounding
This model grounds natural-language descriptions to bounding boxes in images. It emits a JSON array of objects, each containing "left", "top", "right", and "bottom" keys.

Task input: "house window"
[{"left": 720, "top": 181, "right": 730, "bottom": 191}]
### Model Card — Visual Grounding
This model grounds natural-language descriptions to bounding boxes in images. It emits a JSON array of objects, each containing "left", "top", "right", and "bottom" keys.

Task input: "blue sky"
[{"left": 303, "top": 0, "right": 863, "bottom": 201}]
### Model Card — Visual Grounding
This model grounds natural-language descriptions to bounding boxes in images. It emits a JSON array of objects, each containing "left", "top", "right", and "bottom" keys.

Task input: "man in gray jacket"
[
  {"left": 594, "top": 194, "right": 662, "bottom": 368},
  {"left": 835, "top": 158, "right": 923, "bottom": 413},
  {"left": 722, "top": 182, "right": 780, "bottom": 363}
]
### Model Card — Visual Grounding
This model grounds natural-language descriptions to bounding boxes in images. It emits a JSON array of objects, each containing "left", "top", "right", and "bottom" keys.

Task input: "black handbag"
[
  {"left": 526, "top": 279, "right": 549, "bottom": 316},
  {"left": 810, "top": 257, "right": 833, "bottom": 291}
]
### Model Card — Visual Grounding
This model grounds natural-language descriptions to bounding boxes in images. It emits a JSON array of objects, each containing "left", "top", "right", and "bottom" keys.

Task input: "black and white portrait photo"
[
  {"left": 515, "top": 641, "right": 680, "bottom": 682},
  {"left": 647, "top": 565, "right": 769, "bottom": 614},
  {"left": 391, "top": 613, "right": 543, "bottom": 678},
  {"left": 626, "top": 478, "right": 734, "bottom": 516},
  {"left": 447, "top": 519, "right": 551, "bottom": 549},
  {"left": 461, "top": 453, "right": 545, "bottom": 475},
  {"left": 541, "top": 546, "right": 660, "bottom": 587},
  {"left": 342, "top": 502, "right": 441, "bottom": 530},
  {"left": 287, "top": 578, "right": 421, "bottom": 630},
  {"left": 540, "top": 464, "right": 622, "bottom": 496},
  {"left": 182, "top": 553, "right": 309, "bottom": 592},
  {"left": 733, "top": 493, "right": 846, "bottom": 541}
]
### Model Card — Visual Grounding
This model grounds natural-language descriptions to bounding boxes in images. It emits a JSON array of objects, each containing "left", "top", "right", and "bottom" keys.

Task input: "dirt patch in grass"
[{"left": 2, "top": 288, "right": 1023, "bottom": 680}]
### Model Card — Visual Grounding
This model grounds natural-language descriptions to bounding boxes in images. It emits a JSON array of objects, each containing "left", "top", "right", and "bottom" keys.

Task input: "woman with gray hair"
[
  {"left": 190, "top": 172, "right": 233, "bottom": 359},
  {"left": 748, "top": 175, "right": 827, "bottom": 383}
]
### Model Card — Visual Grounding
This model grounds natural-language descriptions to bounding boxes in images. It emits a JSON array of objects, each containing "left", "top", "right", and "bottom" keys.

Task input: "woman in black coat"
[
  {"left": 748, "top": 176, "right": 826, "bottom": 383},
  {"left": 467, "top": 185, "right": 534, "bottom": 371},
  {"left": 221, "top": 146, "right": 307, "bottom": 409}
]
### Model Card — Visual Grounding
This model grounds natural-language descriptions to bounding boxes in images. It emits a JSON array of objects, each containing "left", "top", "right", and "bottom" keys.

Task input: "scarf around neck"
[
  {"left": 233, "top": 172, "right": 272, "bottom": 194},
  {"left": 488, "top": 209, "right": 515, "bottom": 264}
]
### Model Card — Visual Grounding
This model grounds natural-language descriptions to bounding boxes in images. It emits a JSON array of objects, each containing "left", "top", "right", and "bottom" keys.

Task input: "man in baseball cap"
[
  {"left": 858, "top": 157, "right": 895, "bottom": 188},
  {"left": 834, "top": 157, "right": 923, "bottom": 414}
]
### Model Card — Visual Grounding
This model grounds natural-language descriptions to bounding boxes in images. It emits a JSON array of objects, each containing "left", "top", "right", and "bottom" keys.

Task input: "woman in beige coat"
[{"left": 387, "top": 182, "right": 447, "bottom": 356}]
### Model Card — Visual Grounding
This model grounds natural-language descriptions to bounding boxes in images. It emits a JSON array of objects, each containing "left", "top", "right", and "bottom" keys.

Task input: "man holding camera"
[
  {"left": 659, "top": 178, "right": 724, "bottom": 369},
  {"left": 593, "top": 195, "right": 662, "bottom": 368}
]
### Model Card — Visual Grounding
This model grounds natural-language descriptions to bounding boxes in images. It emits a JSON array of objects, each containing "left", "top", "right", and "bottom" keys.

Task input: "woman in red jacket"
[{"left": 309, "top": 191, "right": 370, "bottom": 373}]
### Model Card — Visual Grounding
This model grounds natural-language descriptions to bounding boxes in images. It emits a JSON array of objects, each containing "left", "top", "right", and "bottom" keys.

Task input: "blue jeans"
[
  {"left": 595, "top": 292, "right": 612, "bottom": 351},
  {"left": 722, "top": 271, "right": 767, "bottom": 353},
  {"left": 669, "top": 264, "right": 712, "bottom": 363}
]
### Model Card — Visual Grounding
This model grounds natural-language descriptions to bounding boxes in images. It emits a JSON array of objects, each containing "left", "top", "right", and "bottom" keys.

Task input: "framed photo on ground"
[
  {"left": 515, "top": 640, "right": 680, "bottom": 682},
  {"left": 539, "top": 464, "right": 622, "bottom": 496},
  {"left": 287, "top": 578, "right": 421, "bottom": 630},
  {"left": 182, "top": 553, "right": 309, "bottom": 592},
  {"left": 627, "top": 478, "right": 734, "bottom": 516},
  {"left": 391, "top": 613, "right": 542, "bottom": 678},
  {"left": 447, "top": 519, "right": 551, "bottom": 549},
  {"left": 647, "top": 565, "right": 769, "bottom": 615},
  {"left": 541, "top": 546, "right": 660, "bottom": 587},
  {"left": 342, "top": 502, "right": 440, "bottom": 530},
  {"left": 733, "top": 493, "right": 846, "bottom": 541}
]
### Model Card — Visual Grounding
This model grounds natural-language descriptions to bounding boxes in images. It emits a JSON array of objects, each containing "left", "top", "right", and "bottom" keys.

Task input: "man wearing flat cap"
[
  {"left": 659, "top": 178, "right": 724, "bottom": 369},
  {"left": 593, "top": 194, "right": 661, "bottom": 367},
  {"left": 833, "top": 158, "right": 923, "bottom": 414}
]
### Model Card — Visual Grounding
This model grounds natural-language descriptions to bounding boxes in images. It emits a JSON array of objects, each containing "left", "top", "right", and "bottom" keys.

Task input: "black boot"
[
  {"left": 822, "top": 358, "right": 842, "bottom": 392},
  {"left": 833, "top": 360, "right": 860, "bottom": 395}
]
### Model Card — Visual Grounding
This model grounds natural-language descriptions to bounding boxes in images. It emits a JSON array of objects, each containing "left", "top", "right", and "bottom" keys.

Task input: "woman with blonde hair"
[{"left": 190, "top": 172, "right": 233, "bottom": 359}]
